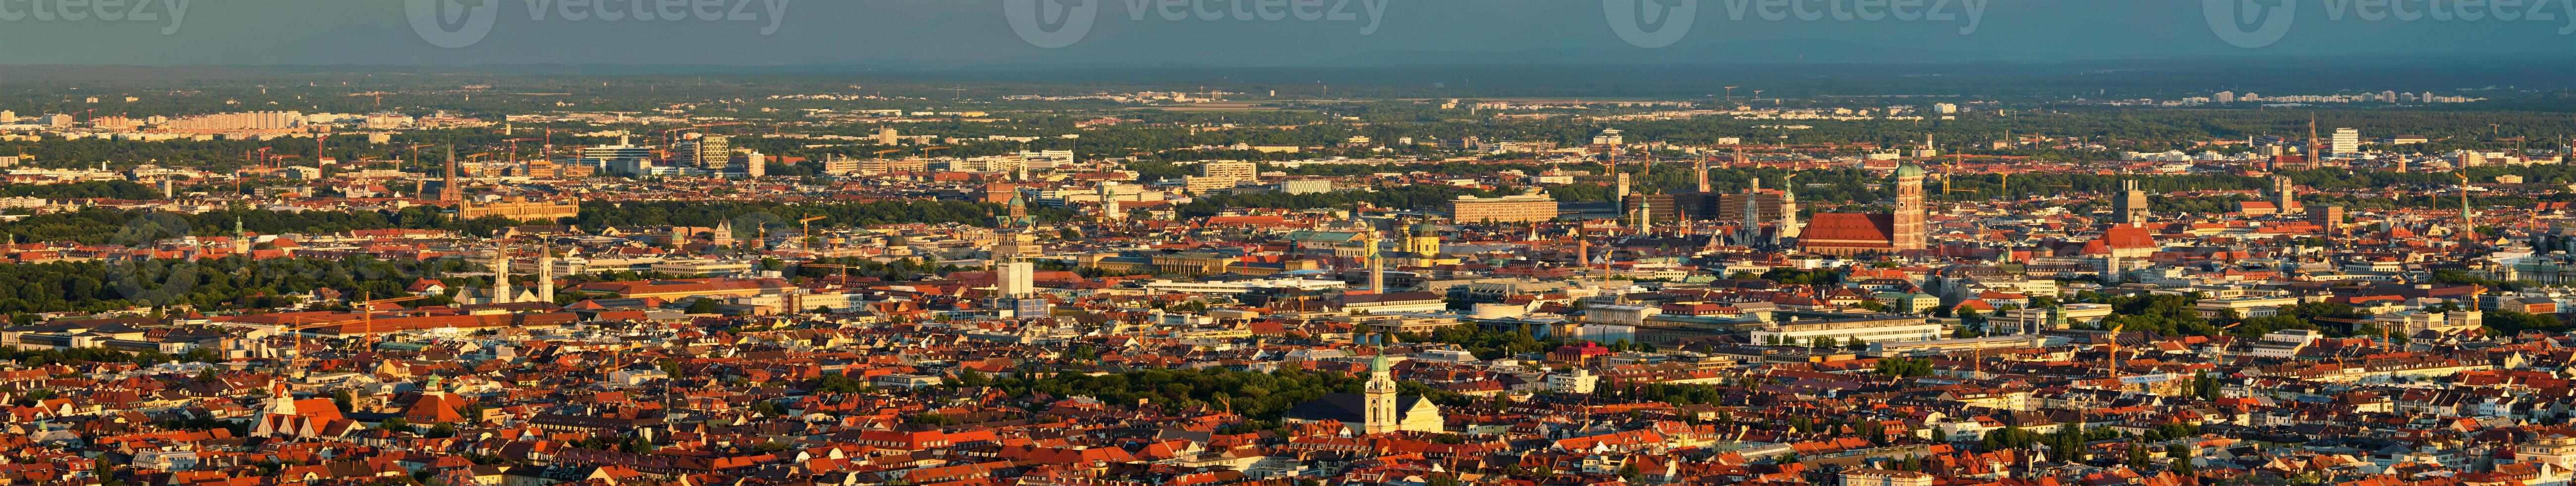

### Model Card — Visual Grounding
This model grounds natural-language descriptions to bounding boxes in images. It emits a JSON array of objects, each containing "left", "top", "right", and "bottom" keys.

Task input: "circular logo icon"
[
  {"left": 1604, "top": 0, "right": 1696, "bottom": 49},
  {"left": 726, "top": 211, "right": 788, "bottom": 253},
  {"left": 1006, "top": 0, "right": 1098, "bottom": 49},
  {"left": 2203, "top": 0, "right": 2294, "bottom": 49},
  {"left": 106, "top": 212, "right": 202, "bottom": 307},
  {"left": 405, "top": 0, "right": 502, "bottom": 49}
]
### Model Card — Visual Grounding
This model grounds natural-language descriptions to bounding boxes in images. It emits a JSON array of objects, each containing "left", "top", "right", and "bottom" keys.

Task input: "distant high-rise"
[
  {"left": 2310, "top": 205, "right": 2346, "bottom": 237},
  {"left": 581, "top": 142, "right": 653, "bottom": 160},
  {"left": 739, "top": 152, "right": 766, "bottom": 178},
  {"left": 998, "top": 260, "right": 1034, "bottom": 298},
  {"left": 1198, "top": 160, "right": 1257, "bottom": 183},
  {"left": 690, "top": 135, "right": 732, "bottom": 170},
  {"left": 2331, "top": 128, "right": 2361, "bottom": 158},
  {"left": 2116, "top": 180, "right": 2150, "bottom": 225},
  {"left": 2214, "top": 91, "right": 2236, "bottom": 103},
  {"left": 875, "top": 126, "right": 900, "bottom": 145}
]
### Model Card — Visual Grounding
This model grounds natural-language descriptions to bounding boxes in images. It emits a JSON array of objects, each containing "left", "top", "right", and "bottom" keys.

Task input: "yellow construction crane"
[
  {"left": 801, "top": 263, "right": 859, "bottom": 284},
  {"left": 799, "top": 216, "right": 827, "bottom": 247}
]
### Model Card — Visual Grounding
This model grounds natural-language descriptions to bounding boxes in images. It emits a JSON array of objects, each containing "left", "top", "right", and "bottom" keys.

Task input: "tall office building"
[
  {"left": 739, "top": 152, "right": 766, "bottom": 178},
  {"left": 875, "top": 127, "right": 900, "bottom": 145},
  {"left": 1198, "top": 160, "right": 1257, "bottom": 183},
  {"left": 581, "top": 141, "right": 654, "bottom": 160},
  {"left": 2331, "top": 128, "right": 2360, "bottom": 158},
  {"left": 2310, "top": 205, "right": 2346, "bottom": 237},
  {"left": 998, "top": 260, "right": 1034, "bottom": 298},
  {"left": 1447, "top": 192, "right": 1560, "bottom": 223},
  {"left": 690, "top": 135, "right": 732, "bottom": 170}
]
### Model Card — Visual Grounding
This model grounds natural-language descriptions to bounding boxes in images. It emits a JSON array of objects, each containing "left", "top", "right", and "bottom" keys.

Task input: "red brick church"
[{"left": 1796, "top": 164, "right": 1927, "bottom": 256}]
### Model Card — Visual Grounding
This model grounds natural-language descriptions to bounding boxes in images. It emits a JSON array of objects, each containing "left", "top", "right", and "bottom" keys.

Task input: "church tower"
[
  {"left": 2272, "top": 176, "right": 2299, "bottom": 215},
  {"left": 1892, "top": 165, "right": 1926, "bottom": 250},
  {"left": 1738, "top": 179, "right": 1766, "bottom": 245},
  {"left": 488, "top": 245, "right": 510, "bottom": 304},
  {"left": 439, "top": 144, "right": 463, "bottom": 202},
  {"left": 1099, "top": 185, "right": 1123, "bottom": 221},
  {"left": 537, "top": 243, "right": 556, "bottom": 304},
  {"left": 232, "top": 216, "right": 251, "bottom": 254},
  {"left": 1405, "top": 221, "right": 1440, "bottom": 255},
  {"left": 1362, "top": 351, "right": 1400, "bottom": 434},
  {"left": 1365, "top": 229, "right": 1384, "bottom": 293},
  {"left": 1777, "top": 176, "right": 1801, "bottom": 240}
]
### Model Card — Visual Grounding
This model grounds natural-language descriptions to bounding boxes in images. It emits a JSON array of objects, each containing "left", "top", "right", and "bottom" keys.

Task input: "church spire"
[{"left": 1363, "top": 332, "right": 1400, "bottom": 435}]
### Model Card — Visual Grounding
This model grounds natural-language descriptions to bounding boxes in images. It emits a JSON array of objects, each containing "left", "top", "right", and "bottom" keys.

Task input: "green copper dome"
[{"left": 1893, "top": 164, "right": 1926, "bottom": 178}]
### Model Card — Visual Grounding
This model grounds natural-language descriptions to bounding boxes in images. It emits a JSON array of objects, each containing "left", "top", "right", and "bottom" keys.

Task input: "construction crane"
[
  {"left": 1941, "top": 183, "right": 1979, "bottom": 200},
  {"left": 919, "top": 146, "right": 951, "bottom": 158},
  {"left": 351, "top": 294, "right": 428, "bottom": 333},
  {"left": 269, "top": 316, "right": 343, "bottom": 373},
  {"left": 406, "top": 144, "right": 435, "bottom": 167},
  {"left": 870, "top": 149, "right": 903, "bottom": 159},
  {"left": 798, "top": 216, "right": 826, "bottom": 247},
  {"left": 500, "top": 138, "right": 544, "bottom": 162},
  {"left": 800, "top": 262, "right": 860, "bottom": 285},
  {"left": 655, "top": 127, "right": 696, "bottom": 152}
]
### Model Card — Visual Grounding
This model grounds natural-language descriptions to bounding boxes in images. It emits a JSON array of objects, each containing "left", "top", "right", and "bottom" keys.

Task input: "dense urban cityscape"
[{"left": 8, "top": 12, "right": 2576, "bottom": 485}]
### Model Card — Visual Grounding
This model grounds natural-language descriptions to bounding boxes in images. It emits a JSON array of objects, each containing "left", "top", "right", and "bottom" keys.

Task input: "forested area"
[
  {"left": 982, "top": 367, "right": 1365, "bottom": 423},
  {"left": 571, "top": 200, "right": 1070, "bottom": 230},
  {"left": 0, "top": 206, "right": 511, "bottom": 244},
  {"left": 0, "top": 198, "right": 1062, "bottom": 245},
  {"left": 0, "top": 255, "right": 466, "bottom": 321}
]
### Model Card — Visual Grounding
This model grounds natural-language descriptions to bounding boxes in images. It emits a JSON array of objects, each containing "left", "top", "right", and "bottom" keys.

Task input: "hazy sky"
[{"left": 0, "top": 0, "right": 2568, "bottom": 66}]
